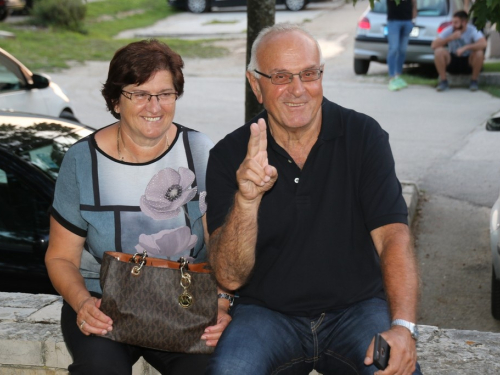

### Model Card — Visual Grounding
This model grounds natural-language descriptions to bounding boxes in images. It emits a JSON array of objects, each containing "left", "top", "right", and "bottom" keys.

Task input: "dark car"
[
  {"left": 0, "top": 0, "right": 25, "bottom": 21},
  {"left": 0, "top": 111, "right": 94, "bottom": 294},
  {"left": 168, "top": 0, "right": 331, "bottom": 13}
]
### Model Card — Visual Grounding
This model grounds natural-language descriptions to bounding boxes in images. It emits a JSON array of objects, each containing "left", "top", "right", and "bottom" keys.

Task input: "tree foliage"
[{"left": 471, "top": 0, "right": 500, "bottom": 32}]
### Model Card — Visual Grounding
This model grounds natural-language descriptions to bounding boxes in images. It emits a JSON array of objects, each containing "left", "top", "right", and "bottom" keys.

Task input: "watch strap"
[
  {"left": 217, "top": 293, "right": 234, "bottom": 307},
  {"left": 391, "top": 319, "right": 418, "bottom": 340}
]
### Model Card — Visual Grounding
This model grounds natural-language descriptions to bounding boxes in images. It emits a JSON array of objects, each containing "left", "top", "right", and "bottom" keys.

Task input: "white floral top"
[{"left": 50, "top": 124, "right": 213, "bottom": 293}]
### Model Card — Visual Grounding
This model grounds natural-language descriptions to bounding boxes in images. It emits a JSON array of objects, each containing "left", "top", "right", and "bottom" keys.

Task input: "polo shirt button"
[
  {"left": 288, "top": 159, "right": 292, "bottom": 163},
  {"left": 294, "top": 178, "right": 299, "bottom": 183}
]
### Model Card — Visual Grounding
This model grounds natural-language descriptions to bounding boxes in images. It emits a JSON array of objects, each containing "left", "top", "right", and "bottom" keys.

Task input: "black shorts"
[{"left": 446, "top": 54, "right": 472, "bottom": 75}]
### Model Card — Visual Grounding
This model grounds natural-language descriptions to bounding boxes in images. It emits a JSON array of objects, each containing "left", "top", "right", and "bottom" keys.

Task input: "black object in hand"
[{"left": 373, "top": 333, "right": 391, "bottom": 370}]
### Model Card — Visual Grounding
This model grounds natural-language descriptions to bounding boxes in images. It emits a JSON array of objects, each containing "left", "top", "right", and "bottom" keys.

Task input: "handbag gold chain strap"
[
  {"left": 128, "top": 251, "right": 194, "bottom": 309},
  {"left": 178, "top": 257, "right": 193, "bottom": 309}
]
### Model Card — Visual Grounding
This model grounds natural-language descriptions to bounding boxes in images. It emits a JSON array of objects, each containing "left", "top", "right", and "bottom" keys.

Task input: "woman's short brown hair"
[{"left": 101, "top": 39, "right": 185, "bottom": 119}]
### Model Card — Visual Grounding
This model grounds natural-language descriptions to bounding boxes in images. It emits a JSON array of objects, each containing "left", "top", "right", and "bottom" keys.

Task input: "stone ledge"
[
  {"left": 0, "top": 293, "right": 159, "bottom": 375},
  {"left": 448, "top": 72, "right": 500, "bottom": 87},
  {"left": 2, "top": 293, "right": 500, "bottom": 374}
]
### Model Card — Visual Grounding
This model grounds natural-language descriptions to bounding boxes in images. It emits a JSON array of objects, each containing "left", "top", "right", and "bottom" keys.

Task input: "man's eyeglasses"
[
  {"left": 121, "top": 90, "right": 178, "bottom": 105},
  {"left": 254, "top": 69, "right": 323, "bottom": 85}
]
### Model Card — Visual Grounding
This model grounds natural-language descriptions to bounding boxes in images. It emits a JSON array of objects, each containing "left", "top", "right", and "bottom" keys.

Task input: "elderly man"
[
  {"left": 431, "top": 10, "right": 487, "bottom": 92},
  {"left": 205, "top": 23, "right": 421, "bottom": 375}
]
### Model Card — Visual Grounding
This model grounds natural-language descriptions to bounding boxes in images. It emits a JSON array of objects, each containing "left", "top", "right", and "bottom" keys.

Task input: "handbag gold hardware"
[
  {"left": 130, "top": 250, "right": 147, "bottom": 276},
  {"left": 178, "top": 257, "right": 193, "bottom": 308}
]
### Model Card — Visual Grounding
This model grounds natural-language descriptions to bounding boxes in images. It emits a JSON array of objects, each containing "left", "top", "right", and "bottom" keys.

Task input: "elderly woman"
[{"left": 45, "top": 39, "right": 231, "bottom": 375}]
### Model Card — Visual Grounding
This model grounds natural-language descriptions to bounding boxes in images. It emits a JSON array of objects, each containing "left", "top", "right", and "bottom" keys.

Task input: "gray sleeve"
[
  {"left": 439, "top": 26, "right": 452, "bottom": 40},
  {"left": 472, "top": 28, "right": 485, "bottom": 42},
  {"left": 51, "top": 143, "right": 88, "bottom": 235}
]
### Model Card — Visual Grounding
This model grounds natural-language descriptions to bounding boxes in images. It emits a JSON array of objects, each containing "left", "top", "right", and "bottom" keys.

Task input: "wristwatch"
[
  {"left": 391, "top": 319, "right": 419, "bottom": 341},
  {"left": 217, "top": 293, "right": 234, "bottom": 307}
]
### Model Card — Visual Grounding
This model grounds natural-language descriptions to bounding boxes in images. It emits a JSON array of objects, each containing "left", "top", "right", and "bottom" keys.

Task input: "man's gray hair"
[{"left": 247, "top": 23, "right": 324, "bottom": 78}]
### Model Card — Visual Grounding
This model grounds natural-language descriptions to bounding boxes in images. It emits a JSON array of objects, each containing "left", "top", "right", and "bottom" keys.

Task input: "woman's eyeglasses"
[{"left": 121, "top": 90, "right": 178, "bottom": 105}]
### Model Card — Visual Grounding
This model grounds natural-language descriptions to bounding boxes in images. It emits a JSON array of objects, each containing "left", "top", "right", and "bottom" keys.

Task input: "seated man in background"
[{"left": 431, "top": 10, "right": 487, "bottom": 92}]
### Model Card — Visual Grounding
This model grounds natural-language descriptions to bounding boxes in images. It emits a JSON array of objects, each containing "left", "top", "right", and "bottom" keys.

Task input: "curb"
[
  {"left": 401, "top": 181, "right": 420, "bottom": 227},
  {"left": 448, "top": 72, "right": 500, "bottom": 87}
]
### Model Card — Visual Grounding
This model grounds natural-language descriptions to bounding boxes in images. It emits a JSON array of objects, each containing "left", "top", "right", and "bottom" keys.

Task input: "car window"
[
  {"left": 0, "top": 120, "right": 93, "bottom": 179},
  {"left": 371, "top": 0, "right": 449, "bottom": 16},
  {"left": 18, "top": 128, "right": 93, "bottom": 179},
  {"left": 0, "top": 55, "right": 27, "bottom": 93},
  {"left": 0, "top": 165, "right": 50, "bottom": 247},
  {"left": 372, "top": 0, "right": 388, "bottom": 13},
  {"left": 417, "top": 0, "right": 449, "bottom": 16}
]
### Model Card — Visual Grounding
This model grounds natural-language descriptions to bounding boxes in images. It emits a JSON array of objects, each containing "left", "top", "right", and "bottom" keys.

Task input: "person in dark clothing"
[
  {"left": 387, "top": 0, "right": 417, "bottom": 91},
  {"left": 205, "top": 23, "right": 422, "bottom": 375}
]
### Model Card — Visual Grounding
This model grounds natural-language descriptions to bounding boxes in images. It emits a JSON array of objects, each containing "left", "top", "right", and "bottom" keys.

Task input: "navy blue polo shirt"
[{"left": 206, "top": 98, "right": 408, "bottom": 317}]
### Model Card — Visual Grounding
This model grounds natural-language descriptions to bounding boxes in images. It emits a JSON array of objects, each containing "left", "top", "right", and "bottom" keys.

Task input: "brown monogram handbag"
[{"left": 99, "top": 251, "right": 218, "bottom": 354}]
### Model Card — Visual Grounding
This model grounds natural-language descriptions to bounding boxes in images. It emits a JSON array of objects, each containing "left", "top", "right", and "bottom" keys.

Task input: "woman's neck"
[{"left": 116, "top": 124, "right": 175, "bottom": 163}]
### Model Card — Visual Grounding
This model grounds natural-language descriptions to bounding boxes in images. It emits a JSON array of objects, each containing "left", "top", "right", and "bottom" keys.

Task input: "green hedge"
[{"left": 31, "top": 0, "right": 87, "bottom": 33}]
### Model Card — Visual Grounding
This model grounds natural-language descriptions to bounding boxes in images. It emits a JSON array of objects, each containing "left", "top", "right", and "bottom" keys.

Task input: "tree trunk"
[{"left": 245, "top": 0, "right": 275, "bottom": 122}]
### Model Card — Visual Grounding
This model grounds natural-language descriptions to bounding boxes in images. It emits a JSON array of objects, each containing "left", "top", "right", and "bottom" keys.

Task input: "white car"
[
  {"left": 491, "top": 190, "right": 500, "bottom": 319},
  {"left": 0, "top": 47, "right": 78, "bottom": 121}
]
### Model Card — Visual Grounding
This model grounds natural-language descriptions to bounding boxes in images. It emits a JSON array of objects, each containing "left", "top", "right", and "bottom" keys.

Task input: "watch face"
[{"left": 413, "top": 326, "right": 419, "bottom": 339}]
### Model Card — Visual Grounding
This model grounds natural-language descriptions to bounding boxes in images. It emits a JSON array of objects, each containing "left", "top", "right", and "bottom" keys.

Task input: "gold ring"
[{"left": 79, "top": 320, "right": 86, "bottom": 330}]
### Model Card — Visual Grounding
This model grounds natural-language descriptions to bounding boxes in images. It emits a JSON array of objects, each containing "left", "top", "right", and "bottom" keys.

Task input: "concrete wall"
[
  {"left": 2, "top": 292, "right": 500, "bottom": 374},
  {"left": 486, "top": 28, "right": 500, "bottom": 59}
]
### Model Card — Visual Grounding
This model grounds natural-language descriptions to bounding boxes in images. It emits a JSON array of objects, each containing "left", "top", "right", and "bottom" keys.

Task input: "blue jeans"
[
  {"left": 387, "top": 20, "right": 414, "bottom": 77},
  {"left": 205, "top": 298, "right": 422, "bottom": 375}
]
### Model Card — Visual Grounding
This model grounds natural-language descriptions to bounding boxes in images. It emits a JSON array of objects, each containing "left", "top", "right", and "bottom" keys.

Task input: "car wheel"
[
  {"left": 486, "top": 117, "right": 500, "bottom": 131},
  {"left": 59, "top": 110, "right": 79, "bottom": 123},
  {"left": 285, "top": 0, "right": 307, "bottom": 11},
  {"left": 354, "top": 58, "right": 370, "bottom": 75},
  {"left": 0, "top": 6, "right": 9, "bottom": 21},
  {"left": 492, "top": 266, "right": 500, "bottom": 320},
  {"left": 187, "top": 0, "right": 210, "bottom": 13}
]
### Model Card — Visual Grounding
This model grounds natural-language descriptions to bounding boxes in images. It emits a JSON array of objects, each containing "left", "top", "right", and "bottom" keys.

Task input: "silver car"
[
  {"left": 491, "top": 189, "right": 500, "bottom": 319},
  {"left": 353, "top": 0, "right": 464, "bottom": 75},
  {"left": 0, "top": 47, "right": 78, "bottom": 121}
]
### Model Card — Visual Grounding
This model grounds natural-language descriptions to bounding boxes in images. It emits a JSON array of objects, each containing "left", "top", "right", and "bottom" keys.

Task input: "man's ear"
[{"left": 246, "top": 71, "right": 263, "bottom": 104}]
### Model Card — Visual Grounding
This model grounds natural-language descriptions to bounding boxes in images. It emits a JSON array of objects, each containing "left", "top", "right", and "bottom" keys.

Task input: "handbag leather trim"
[{"left": 105, "top": 251, "right": 212, "bottom": 273}]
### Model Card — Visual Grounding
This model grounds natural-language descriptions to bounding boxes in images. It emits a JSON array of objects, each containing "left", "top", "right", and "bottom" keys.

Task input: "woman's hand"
[
  {"left": 201, "top": 305, "right": 232, "bottom": 347},
  {"left": 76, "top": 296, "right": 113, "bottom": 336}
]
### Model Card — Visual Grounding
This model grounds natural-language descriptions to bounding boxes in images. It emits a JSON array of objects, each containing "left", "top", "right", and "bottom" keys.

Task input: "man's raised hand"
[{"left": 236, "top": 118, "right": 278, "bottom": 202}]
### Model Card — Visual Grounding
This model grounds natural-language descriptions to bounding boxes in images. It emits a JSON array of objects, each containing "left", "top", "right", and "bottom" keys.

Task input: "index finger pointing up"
[{"left": 247, "top": 118, "right": 268, "bottom": 158}]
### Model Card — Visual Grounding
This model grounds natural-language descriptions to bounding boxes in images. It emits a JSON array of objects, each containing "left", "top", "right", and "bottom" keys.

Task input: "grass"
[
  {"left": 399, "top": 73, "right": 437, "bottom": 87},
  {"left": 371, "top": 65, "right": 439, "bottom": 87},
  {"left": 203, "top": 19, "right": 239, "bottom": 25},
  {"left": 483, "top": 61, "right": 500, "bottom": 73},
  {"left": 482, "top": 86, "right": 500, "bottom": 98},
  {"left": 0, "top": 0, "right": 228, "bottom": 71},
  {"left": 372, "top": 64, "right": 500, "bottom": 98}
]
